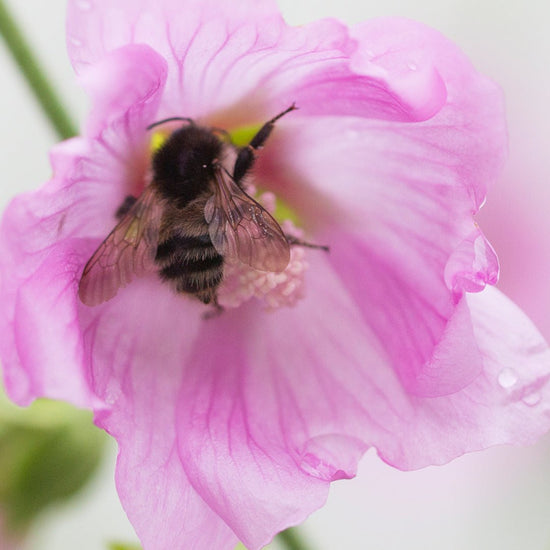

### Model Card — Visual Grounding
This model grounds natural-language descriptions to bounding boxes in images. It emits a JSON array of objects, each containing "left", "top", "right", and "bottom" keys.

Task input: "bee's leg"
[
  {"left": 202, "top": 295, "right": 225, "bottom": 320},
  {"left": 233, "top": 103, "right": 298, "bottom": 184},
  {"left": 286, "top": 235, "right": 330, "bottom": 253},
  {"left": 115, "top": 195, "right": 138, "bottom": 219}
]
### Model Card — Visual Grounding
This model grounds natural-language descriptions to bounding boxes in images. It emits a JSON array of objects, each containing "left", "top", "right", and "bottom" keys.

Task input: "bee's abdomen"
[{"left": 155, "top": 234, "right": 224, "bottom": 303}]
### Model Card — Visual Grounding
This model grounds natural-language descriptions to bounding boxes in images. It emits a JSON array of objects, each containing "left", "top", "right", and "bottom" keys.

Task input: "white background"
[{"left": 2, "top": 1, "right": 550, "bottom": 549}]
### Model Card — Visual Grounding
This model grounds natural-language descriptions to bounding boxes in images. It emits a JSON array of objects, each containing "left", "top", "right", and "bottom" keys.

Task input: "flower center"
[
  {"left": 148, "top": 125, "right": 311, "bottom": 312},
  {"left": 150, "top": 129, "right": 169, "bottom": 153}
]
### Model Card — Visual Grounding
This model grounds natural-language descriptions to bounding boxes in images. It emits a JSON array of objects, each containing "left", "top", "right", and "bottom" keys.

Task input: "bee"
[{"left": 78, "top": 104, "right": 323, "bottom": 311}]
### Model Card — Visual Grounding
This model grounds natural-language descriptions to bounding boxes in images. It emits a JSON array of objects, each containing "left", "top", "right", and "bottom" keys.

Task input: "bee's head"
[
  {"left": 151, "top": 125, "right": 224, "bottom": 205},
  {"left": 153, "top": 126, "right": 221, "bottom": 176}
]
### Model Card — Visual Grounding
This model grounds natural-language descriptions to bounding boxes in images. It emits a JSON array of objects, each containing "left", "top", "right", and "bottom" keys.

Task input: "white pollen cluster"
[{"left": 217, "top": 191, "right": 309, "bottom": 310}]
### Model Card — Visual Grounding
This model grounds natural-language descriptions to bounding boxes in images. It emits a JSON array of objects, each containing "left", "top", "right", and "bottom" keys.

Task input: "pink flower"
[{"left": 1, "top": 1, "right": 550, "bottom": 548}]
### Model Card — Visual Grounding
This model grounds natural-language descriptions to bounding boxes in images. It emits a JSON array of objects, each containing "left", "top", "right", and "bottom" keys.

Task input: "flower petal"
[
  {"left": 175, "top": 256, "right": 402, "bottom": 548},
  {"left": 260, "top": 111, "right": 501, "bottom": 397},
  {"left": 0, "top": 139, "right": 93, "bottom": 407},
  {"left": 174, "top": 254, "right": 550, "bottom": 546},
  {"left": 79, "top": 43, "right": 167, "bottom": 139},
  {"left": 322, "top": 232, "right": 484, "bottom": 397},
  {"left": 228, "top": 256, "right": 550, "bottom": 475},
  {"left": 0, "top": 237, "right": 94, "bottom": 407},
  {"left": 116, "top": 446, "right": 239, "bottom": 550},
  {"left": 260, "top": 18, "right": 506, "bottom": 220},
  {"left": 75, "top": 43, "right": 167, "bottom": 226},
  {"left": 377, "top": 287, "right": 550, "bottom": 470},
  {"left": 67, "top": 1, "right": 445, "bottom": 124},
  {"left": 67, "top": 0, "right": 279, "bottom": 71},
  {"left": 255, "top": 18, "right": 506, "bottom": 398},
  {"left": 0, "top": 45, "right": 166, "bottom": 405},
  {"left": 350, "top": 17, "right": 508, "bottom": 207},
  {"left": 78, "top": 280, "right": 240, "bottom": 549},
  {"left": 175, "top": 312, "right": 330, "bottom": 549}
]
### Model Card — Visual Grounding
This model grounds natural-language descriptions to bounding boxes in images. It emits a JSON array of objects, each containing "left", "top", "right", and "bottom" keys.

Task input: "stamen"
[
  {"left": 218, "top": 191, "right": 310, "bottom": 311},
  {"left": 227, "top": 123, "right": 263, "bottom": 147},
  {"left": 150, "top": 130, "right": 168, "bottom": 153},
  {"left": 218, "top": 236, "right": 308, "bottom": 310}
]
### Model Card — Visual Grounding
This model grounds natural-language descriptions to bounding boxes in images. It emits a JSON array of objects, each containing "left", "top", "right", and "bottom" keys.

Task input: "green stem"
[
  {"left": 0, "top": 0, "right": 78, "bottom": 139},
  {"left": 275, "top": 527, "right": 313, "bottom": 550}
]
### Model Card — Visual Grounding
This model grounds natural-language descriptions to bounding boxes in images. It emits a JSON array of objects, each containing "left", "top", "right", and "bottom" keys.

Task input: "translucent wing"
[
  {"left": 204, "top": 169, "right": 290, "bottom": 272},
  {"left": 78, "top": 186, "right": 162, "bottom": 306}
]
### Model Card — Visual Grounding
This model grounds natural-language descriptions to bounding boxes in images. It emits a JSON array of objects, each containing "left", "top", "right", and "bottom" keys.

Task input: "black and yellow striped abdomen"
[{"left": 155, "top": 233, "right": 224, "bottom": 304}]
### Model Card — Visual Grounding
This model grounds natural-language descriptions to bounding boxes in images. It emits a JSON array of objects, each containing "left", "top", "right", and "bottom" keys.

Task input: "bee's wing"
[
  {"left": 78, "top": 186, "right": 162, "bottom": 306},
  {"left": 204, "top": 170, "right": 290, "bottom": 272}
]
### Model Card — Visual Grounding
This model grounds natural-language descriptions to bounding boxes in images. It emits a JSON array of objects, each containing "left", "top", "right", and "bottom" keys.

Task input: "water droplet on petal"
[
  {"left": 444, "top": 228, "right": 499, "bottom": 297},
  {"left": 68, "top": 36, "right": 83, "bottom": 47},
  {"left": 407, "top": 62, "right": 418, "bottom": 71},
  {"left": 105, "top": 394, "right": 116, "bottom": 405},
  {"left": 498, "top": 368, "right": 518, "bottom": 388},
  {"left": 75, "top": 0, "right": 92, "bottom": 9},
  {"left": 298, "top": 434, "right": 366, "bottom": 481},
  {"left": 522, "top": 391, "right": 541, "bottom": 407},
  {"left": 104, "top": 383, "right": 121, "bottom": 406}
]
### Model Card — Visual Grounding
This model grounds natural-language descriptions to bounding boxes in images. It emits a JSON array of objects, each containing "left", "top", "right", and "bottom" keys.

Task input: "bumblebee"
[{"left": 79, "top": 105, "right": 319, "bottom": 310}]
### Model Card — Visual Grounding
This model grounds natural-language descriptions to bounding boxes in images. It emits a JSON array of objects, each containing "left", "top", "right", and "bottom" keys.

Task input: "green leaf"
[
  {"left": 275, "top": 527, "right": 313, "bottom": 550},
  {"left": 0, "top": 396, "right": 107, "bottom": 534},
  {"left": 108, "top": 542, "right": 143, "bottom": 550}
]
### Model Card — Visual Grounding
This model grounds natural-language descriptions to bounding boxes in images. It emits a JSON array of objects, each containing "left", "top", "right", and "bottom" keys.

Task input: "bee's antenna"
[{"left": 146, "top": 117, "right": 194, "bottom": 131}]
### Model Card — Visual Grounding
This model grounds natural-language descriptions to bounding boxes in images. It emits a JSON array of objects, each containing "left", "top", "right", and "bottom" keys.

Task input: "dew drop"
[
  {"left": 522, "top": 392, "right": 541, "bottom": 407},
  {"left": 498, "top": 368, "right": 518, "bottom": 389},
  {"left": 407, "top": 62, "right": 418, "bottom": 71},
  {"left": 104, "top": 385, "right": 121, "bottom": 406},
  {"left": 68, "top": 36, "right": 83, "bottom": 47},
  {"left": 298, "top": 434, "right": 366, "bottom": 481},
  {"left": 75, "top": 0, "right": 92, "bottom": 10}
]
